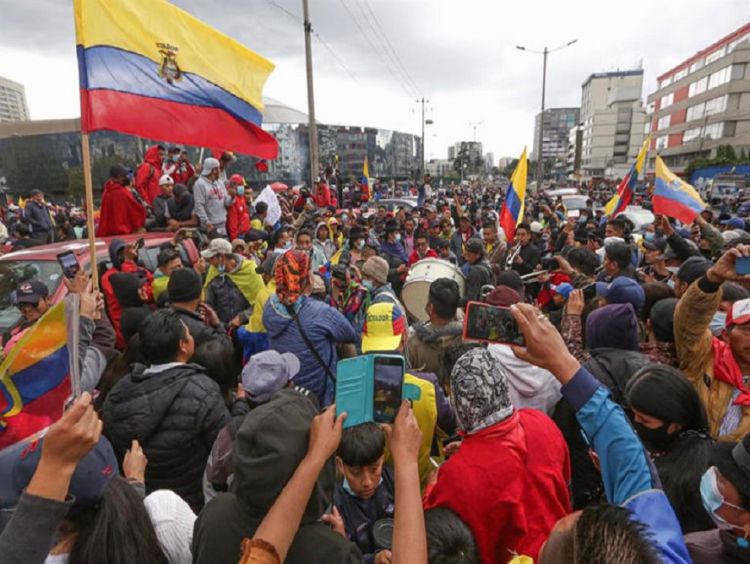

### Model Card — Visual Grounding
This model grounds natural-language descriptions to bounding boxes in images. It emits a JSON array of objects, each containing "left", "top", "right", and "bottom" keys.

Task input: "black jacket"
[
  {"left": 102, "top": 362, "right": 229, "bottom": 511},
  {"left": 171, "top": 306, "right": 230, "bottom": 349},
  {"left": 23, "top": 201, "right": 53, "bottom": 234},
  {"left": 193, "top": 389, "right": 361, "bottom": 564},
  {"left": 462, "top": 260, "right": 493, "bottom": 305}
]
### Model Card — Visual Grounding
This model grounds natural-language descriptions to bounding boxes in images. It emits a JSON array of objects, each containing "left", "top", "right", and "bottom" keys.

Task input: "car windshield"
[{"left": 0, "top": 260, "right": 64, "bottom": 335}]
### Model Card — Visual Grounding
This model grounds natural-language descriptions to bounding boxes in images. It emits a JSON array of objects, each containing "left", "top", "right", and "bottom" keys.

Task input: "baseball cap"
[
  {"left": 595, "top": 277, "right": 646, "bottom": 311},
  {"left": 361, "top": 302, "right": 406, "bottom": 353},
  {"left": 201, "top": 238, "right": 233, "bottom": 259},
  {"left": 530, "top": 221, "right": 543, "bottom": 234},
  {"left": 201, "top": 157, "right": 221, "bottom": 175},
  {"left": 12, "top": 279, "right": 49, "bottom": 305},
  {"left": 465, "top": 238, "right": 484, "bottom": 255},
  {"left": 721, "top": 217, "right": 746, "bottom": 230},
  {"left": 727, "top": 297, "right": 750, "bottom": 328},
  {"left": 241, "top": 350, "right": 300, "bottom": 402},
  {"left": 159, "top": 174, "right": 174, "bottom": 186},
  {"left": 642, "top": 237, "right": 667, "bottom": 253},
  {"left": 551, "top": 282, "right": 574, "bottom": 299},
  {"left": 486, "top": 285, "right": 521, "bottom": 307},
  {"left": 229, "top": 174, "right": 246, "bottom": 186},
  {"left": 7, "top": 436, "right": 118, "bottom": 511},
  {"left": 675, "top": 256, "right": 711, "bottom": 285}
]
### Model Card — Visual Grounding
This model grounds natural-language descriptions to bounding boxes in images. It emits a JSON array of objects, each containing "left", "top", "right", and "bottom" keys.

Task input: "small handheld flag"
[
  {"left": 605, "top": 136, "right": 650, "bottom": 217},
  {"left": 363, "top": 157, "right": 371, "bottom": 202},
  {"left": 499, "top": 148, "right": 528, "bottom": 242},
  {"left": 653, "top": 156, "right": 706, "bottom": 224}
]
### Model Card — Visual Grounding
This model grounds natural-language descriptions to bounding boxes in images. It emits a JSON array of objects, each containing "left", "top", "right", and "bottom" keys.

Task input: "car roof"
[{"left": 1, "top": 233, "right": 175, "bottom": 263}]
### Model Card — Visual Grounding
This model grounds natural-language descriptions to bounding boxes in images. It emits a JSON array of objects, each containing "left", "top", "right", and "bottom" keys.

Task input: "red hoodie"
[
  {"left": 96, "top": 179, "right": 147, "bottom": 237},
  {"left": 314, "top": 183, "right": 332, "bottom": 208},
  {"left": 424, "top": 409, "right": 571, "bottom": 563},
  {"left": 226, "top": 195, "right": 250, "bottom": 241},
  {"left": 135, "top": 145, "right": 163, "bottom": 204}
]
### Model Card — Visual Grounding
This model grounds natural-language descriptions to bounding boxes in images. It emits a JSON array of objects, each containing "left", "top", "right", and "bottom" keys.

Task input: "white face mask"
[{"left": 700, "top": 466, "right": 748, "bottom": 537}]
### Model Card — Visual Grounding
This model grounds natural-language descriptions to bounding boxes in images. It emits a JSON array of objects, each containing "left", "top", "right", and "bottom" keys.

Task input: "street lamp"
[
  {"left": 468, "top": 120, "right": 484, "bottom": 142},
  {"left": 516, "top": 39, "right": 578, "bottom": 187}
]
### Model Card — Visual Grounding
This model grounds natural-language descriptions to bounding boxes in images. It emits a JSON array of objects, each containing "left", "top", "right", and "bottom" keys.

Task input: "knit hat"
[
  {"left": 201, "top": 157, "right": 221, "bottom": 176},
  {"left": 167, "top": 268, "right": 203, "bottom": 302},
  {"left": 450, "top": 348, "right": 513, "bottom": 434},
  {"left": 142, "top": 490, "right": 196, "bottom": 564},
  {"left": 241, "top": 350, "right": 301, "bottom": 402},
  {"left": 486, "top": 285, "right": 521, "bottom": 307},
  {"left": 362, "top": 256, "right": 389, "bottom": 285},
  {"left": 586, "top": 303, "right": 639, "bottom": 351},
  {"left": 675, "top": 256, "right": 712, "bottom": 286}
]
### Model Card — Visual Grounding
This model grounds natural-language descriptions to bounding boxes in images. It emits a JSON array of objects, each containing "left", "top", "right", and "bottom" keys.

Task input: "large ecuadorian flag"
[
  {"left": 604, "top": 136, "right": 650, "bottom": 218},
  {"left": 653, "top": 155, "right": 706, "bottom": 224},
  {"left": 0, "top": 300, "right": 73, "bottom": 451},
  {"left": 74, "top": 0, "right": 279, "bottom": 159},
  {"left": 499, "top": 148, "right": 528, "bottom": 243}
]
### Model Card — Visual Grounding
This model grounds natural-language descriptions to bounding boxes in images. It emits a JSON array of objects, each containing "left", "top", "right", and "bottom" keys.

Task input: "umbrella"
[{"left": 271, "top": 182, "right": 289, "bottom": 193}]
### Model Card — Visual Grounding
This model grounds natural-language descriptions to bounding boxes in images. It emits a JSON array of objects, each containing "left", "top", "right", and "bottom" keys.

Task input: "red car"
[{"left": 0, "top": 233, "right": 199, "bottom": 336}]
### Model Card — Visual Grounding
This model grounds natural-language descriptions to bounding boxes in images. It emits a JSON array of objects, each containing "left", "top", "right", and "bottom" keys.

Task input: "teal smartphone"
[{"left": 335, "top": 354, "right": 407, "bottom": 428}]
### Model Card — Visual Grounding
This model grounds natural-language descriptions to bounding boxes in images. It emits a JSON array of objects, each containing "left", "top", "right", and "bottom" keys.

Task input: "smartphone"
[
  {"left": 134, "top": 237, "right": 145, "bottom": 251},
  {"left": 373, "top": 356, "right": 404, "bottom": 424},
  {"left": 463, "top": 301, "right": 525, "bottom": 345},
  {"left": 737, "top": 256, "right": 750, "bottom": 276},
  {"left": 582, "top": 283, "right": 597, "bottom": 301},
  {"left": 56, "top": 250, "right": 81, "bottom": 280}
]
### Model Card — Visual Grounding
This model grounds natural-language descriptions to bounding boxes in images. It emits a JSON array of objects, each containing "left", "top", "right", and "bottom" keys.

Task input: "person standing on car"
[
  {"left": 24, "top": 189, "right": 54, "bottom": 244},
  {"left": 97, "top": 165, "right": 147, "bottom": 237},
  {"left": 193, "top": 158, "right": 230, "bottom": 238}
]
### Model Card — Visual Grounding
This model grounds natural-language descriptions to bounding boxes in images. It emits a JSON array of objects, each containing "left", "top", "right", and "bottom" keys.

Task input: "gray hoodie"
[{"left": 193, "top": 175, "right": 231, "bottom": 234}]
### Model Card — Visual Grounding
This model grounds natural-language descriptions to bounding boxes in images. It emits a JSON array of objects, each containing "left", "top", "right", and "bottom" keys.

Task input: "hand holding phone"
[
  {"left": 736, "top": 256, "right": 750, "bottom": 276},
  {"left": 463, "top": 302, "right": 525, "bottom": 345},
  {"left": 57, "top": 251, "right": 81, "bottom": 280}
]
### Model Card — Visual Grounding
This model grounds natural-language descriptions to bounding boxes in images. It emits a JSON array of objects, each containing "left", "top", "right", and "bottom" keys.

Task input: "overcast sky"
[{"left": 1, "top": 0, "right": 749, "bottom": 162}]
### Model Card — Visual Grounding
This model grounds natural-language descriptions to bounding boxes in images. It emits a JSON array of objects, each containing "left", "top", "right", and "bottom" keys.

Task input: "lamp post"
[{"left": 516, "top": 39, "right": 578, "bottom": 187}]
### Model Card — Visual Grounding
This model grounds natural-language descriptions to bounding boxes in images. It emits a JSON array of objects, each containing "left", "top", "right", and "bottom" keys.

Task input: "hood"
[
  {"left": 105, "top": 364, "right": 204, "bottom": 442},
  {"left": 109, "top": 238, "right": 127, "bottom": 269},
  {"left": 103, "top": 178, "right": 124, "bottom": 193},
  {"left": 585, "top": 303, "right": 639, "bottom": 351},
  {"left": 488, "top": 344, "right": 561, "bottom": 399},
  {"left": 231, "top": 388, "right": 333, "bottom": 524},
  {"left": 585, "top": 349, "right": 650, "bottom": 404},
  {"left": 144, "top": 144, "right": 163, "bottom": 168},
  {"left": 315, "top": 221, "right": 330, "bottom": 240},
  {"left": 109, "top": 272, "right": 144, "bottom": 307},
  {"left": 263, "top": 295, "right": 300, "bottom": 338},
  {"left": 413, "top": 319, "right": 464, "bottom": 344}
]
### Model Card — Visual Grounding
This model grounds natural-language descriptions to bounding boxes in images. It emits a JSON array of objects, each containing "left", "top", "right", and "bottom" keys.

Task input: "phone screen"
[
  {"left": 464, "top": 302, "right": 525, "bottom": 345},
  {"left": 373, "top": 356, "right": 404, "bottom": 424},
  {"left": 582, "top": 283, "right": 597, "bottom": 301},
  {"left": 737, "top": 256, "right": 750, "bottom": 276},
  {"left": 57, "top": 251, "right": 80, "bottom": 280}
]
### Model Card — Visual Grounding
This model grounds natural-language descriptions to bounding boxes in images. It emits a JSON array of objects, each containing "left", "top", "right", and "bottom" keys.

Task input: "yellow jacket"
[
  {"left": 248, "top": 280, "right": 275, "bottom": 333},
  {"left": 204, "top": 258, "right": 265, "bottom": 306}
]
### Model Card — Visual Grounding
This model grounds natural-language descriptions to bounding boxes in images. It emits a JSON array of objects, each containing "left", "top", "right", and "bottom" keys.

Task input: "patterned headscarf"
[
  {"left": 275, "top": 250, "right": 311, "bottom": 306},
  {"left": 450, "top": 347, "right": 513, "bottom": 434}
]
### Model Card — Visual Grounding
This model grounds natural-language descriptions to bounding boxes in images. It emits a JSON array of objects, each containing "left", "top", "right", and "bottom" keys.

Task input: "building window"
[
  {"left": 689, "top": 76, "right": 708, "bottom": 97},
  {"left": 704, "top": 122, "right": 724, "bottom": 140},
  {"left": 657, "top": 115, "right": 671, "bottom": 130},
  {"left": 732, "top": 63, "right": 746, "bottom": 81},
  {"left": 655, "top": 135, "right": 669, "bottom": 150},
  {"left": 644, "top": 121, "right": 651, "bottom": 134},
  {"left": 687, "top": 102, "right": 706, "bottom": 121},
  {"left": 660, "top": 76, "right": 673, "bottom": 89},
  {"left": 674, "top": 68, "right": 688, "bottom": 81},
  {"left": 705, "top": 47, "right": 726, "bottom": 65},
  {"left": 660, "top": 92, "right": 674, "bottom": 108},
  {"left": 705, "top": 94, "right": 728, "bottom": 115},
  {"left": 684, "top": 127, "right": 702, "bottom": 142},
  {"left": 689, "top": 59, "right": 704, "bottom": 74},
  {"left": 708, "top": 66, "right": 731, "bottom": 90}
]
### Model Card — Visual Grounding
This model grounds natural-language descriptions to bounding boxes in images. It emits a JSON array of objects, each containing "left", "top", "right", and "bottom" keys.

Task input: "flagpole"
[{"left": 80, "top": 132, "right": 99, "bottom": 290}]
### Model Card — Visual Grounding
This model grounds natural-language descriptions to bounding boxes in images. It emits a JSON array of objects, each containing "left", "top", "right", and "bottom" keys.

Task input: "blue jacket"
[
  {"left": 561, "top": 367, "right": 691, "bottom": 564},
  {"left": 263, "top": 295, "right": 357, "bottom": 406},
  {"left": 24, "top": 201, "right": 53, "bottom": 234}
]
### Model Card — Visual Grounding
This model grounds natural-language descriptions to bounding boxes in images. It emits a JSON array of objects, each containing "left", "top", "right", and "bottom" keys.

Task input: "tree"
[{"left": 67, "top": 166, "right": 84, "bottom": 201}]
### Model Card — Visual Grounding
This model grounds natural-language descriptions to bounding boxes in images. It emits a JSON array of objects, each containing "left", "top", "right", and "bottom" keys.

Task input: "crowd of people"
[{"left": 3, "top": 147, "right": 750, "bottom": 564}]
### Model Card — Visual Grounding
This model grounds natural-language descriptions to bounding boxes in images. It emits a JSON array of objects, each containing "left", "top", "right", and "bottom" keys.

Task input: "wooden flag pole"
[{"left": 81, "top": 132, "right": 99, "bottom": 291}]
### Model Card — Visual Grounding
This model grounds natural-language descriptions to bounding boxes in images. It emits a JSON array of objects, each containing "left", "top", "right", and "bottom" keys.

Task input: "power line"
[
  {"left": 335, "top": 0, "right": 415, "bottom": 99},
  {"left": 357, "top": 0, "right": 423, "bottom": 98}
]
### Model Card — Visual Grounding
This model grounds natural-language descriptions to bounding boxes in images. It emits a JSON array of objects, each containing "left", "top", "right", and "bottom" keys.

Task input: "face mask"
[
  {"left": 700, "top": 466, "right": 747, "bottom": 533},
  {"left": 237, "top": 186, "right": 245, "bottom": 196},
  {"left": 218, "top": 264, "right": 226, "bottom": 274},
  {"left": 644, "top": 232, "right": 655, "bottom": 242},
  {"left": 633, "top": 421, "right": 678, "bottom": 453},
  {"left": 666, "top": 266, "right": 679, "bottom": 274},
  {"left": 283, "top": 241, "right": 292, "bottom": 250},
  {"left": 342, "top": 214, "right": 348, "bottom": 223},
  {"left": 357, "top": 239, "right": 365, "bottom": 250},
  {"left": 363, "top": 280, "right": 374, "bottom": 291},
  {"left": 710, "top": 311, "right": 727, "bottom": 336},
  {"left": 394, "top": 233, "right": 402, "bottom": 242}
]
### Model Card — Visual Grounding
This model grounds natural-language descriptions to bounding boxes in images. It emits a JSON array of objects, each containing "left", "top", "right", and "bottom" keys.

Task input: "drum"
[{"left": 401, "top": 258, "right": 466, "bottom": 322}]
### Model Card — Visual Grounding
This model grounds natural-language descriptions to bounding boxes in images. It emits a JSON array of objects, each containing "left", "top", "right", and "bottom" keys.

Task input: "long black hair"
[
  {"left": 624, "top": 364, "right": 713, "bottom": 533},
  {"left": 68, "top": 477, "right": 168, "bottom": 564}
]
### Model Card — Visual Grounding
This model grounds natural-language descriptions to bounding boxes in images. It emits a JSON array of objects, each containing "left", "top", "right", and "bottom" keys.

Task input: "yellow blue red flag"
[
  {"left": 363, "top": 157, "right": 371, "bottom": 201},
  {"left": 0, "top": 298, "right": 77, "bottom": 450},
  {"left": 653, "top": 156, "right": 707, "bottom": 224},
  {"left": 605, "top": 136, "right": 650, "bottom": 217},
  {"left": 499, "top": 148, "right": 528, "bottom": 242},
  {"left": 73, "top": 0, "right": 278, "bottom": 158}
]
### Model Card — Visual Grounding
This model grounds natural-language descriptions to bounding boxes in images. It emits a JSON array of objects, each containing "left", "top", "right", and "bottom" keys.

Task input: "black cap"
[
  {"left": 712, "top": 432, "right": 750, "bottom": 502},
  {"left": 676, "top": 256, "right": 711, "bottom": 285},
  {"left": 244, "top": 229, "right": 268, "bottom": 243},
  {"left": 643, "top": 237, "right": 668, "bottom": 252},
  {"left": 465, "top": 238, "right": 484, "bottom": 255},
  {"left": 13, "top": 279, "right": 49, "bottom": 305},
  {"left": 167, "top": 268, "right": 203, "bottom": 302}
]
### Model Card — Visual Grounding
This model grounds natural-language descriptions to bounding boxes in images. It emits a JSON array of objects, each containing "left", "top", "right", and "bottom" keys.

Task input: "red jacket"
[
  {"left": 168, "top": 161, "right": 195, "bottom": 186},
  {"left": 226, "top": 195, "right": 250, "bottom": 241},
  {"left": 135, "top": 145, "right": 163, "bottom": 204},
  {"left": 101, "top": 261, "right": 154, "bottom": 349},
  {"left": 96, "top": 180, "right": 147, "bottom": 237},
  {"left": 408, "top": 248, "right": 438, "bottom": 266},
  {"left": 314, "top": 183, "right": 332, "bottom": 208},
  {"left": 424, "top": 409, "right": 571, "bottom": 563}
]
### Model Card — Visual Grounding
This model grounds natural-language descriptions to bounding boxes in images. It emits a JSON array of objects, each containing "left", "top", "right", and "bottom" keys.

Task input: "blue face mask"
[
  {"left": 644, "top": 232, "right": 656, "bottom": 242},
  {"left": 394, "top": 233, "right": 402, "bottom": 242},
  {"left": 363, "top": 280, "right": 374, "bottom": 291},
  {"left": 700, "top": 466, "right": 748, "bottom": 538},
  {"left": 237, "top": 186, "right": 245, "bottom": 196},
  {"left": 357, "top": 239, "right": 365, "bottom": 250},
  {"left": 710, "top": 312, "right": 727, "bottom": 336},
  {"left": 283, "top": 241, "right": 292, "bottom": 250},
  {"left": 218, "top": 264, "right": 226, "bottom": 274}
]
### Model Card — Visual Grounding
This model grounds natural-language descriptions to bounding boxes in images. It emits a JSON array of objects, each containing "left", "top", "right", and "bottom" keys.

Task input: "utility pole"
[
  {"left": 417, "top": 97, "right": 429, "bottom": 178},
  {"left": 303, "top": 0, "right": 319, "bottom": 187},
  {"left": 468, "top": 120, "right": 484, "bottom": 142},
  {"left": 516, "top": 39, "right": 578, "bottom": 188}
]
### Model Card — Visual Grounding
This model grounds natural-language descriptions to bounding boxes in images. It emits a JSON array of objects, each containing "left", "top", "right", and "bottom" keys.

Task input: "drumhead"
[{"left": 402, "top": 258, "right": 465, "bottom": 322}]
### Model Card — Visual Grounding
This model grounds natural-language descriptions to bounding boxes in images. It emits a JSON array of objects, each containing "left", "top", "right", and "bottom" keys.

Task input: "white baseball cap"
[{"left": 159, "top": 174, "right": 174, "bottom": 186}]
